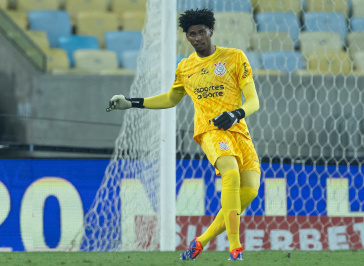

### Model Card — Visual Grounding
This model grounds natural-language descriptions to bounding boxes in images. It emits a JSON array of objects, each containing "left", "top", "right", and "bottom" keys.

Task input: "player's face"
[{"left": 186, "top": 25, "right": 213, "bottom": 52}]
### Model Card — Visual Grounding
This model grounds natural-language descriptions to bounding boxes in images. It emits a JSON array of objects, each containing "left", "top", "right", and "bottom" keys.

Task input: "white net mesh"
[
  {"left": 80, "top": 0, "right": 163, "bottom": 251},
  {"left": 80, "top": 0, "right": 364, "bottom": 251}
]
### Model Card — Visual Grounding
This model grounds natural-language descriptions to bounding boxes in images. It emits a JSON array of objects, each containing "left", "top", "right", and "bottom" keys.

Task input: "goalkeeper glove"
[
  {"left": 107, "top": 94, "right": 144, "bottom": 111},
  {"left": 212, "top": 108, "right": 245, "bottom": 131}
]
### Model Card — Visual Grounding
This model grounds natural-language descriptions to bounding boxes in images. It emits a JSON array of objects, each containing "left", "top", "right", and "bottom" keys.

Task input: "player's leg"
[
  {"left": 237, "top": 132, "right": 261, "bottom": 215},
  {"left": 181, "top": 131, "right": 240, "bottom": 260},
  {"left": 214, "top": 155, "right": 242, "bottom": 253},
  {"left": 239, "top": 170, "right": 260, "bottom": 214}
]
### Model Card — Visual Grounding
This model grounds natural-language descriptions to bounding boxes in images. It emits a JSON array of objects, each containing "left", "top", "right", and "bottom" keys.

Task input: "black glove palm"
[{"left": 212, "top": 109, "right": 245, "bottom": 131}]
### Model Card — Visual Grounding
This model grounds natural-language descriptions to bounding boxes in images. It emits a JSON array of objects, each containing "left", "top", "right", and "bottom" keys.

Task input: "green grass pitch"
[{"left": 1, "top": 250, "right": 364, "bottom": 266}]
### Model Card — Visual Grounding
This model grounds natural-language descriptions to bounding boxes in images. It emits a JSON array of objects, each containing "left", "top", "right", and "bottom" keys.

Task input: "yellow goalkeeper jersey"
[{"left": 170, "top": 46, "right": 254, "bottom": 144}]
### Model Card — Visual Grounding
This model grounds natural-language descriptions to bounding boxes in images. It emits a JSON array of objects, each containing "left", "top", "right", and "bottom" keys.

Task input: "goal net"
[{"left": 80, "top": 0, "right": 364, "bottom": 251}]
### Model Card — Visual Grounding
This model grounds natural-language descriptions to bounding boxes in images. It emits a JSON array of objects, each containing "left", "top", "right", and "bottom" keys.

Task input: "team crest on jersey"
[
  {"left": 218, "top": 141, "right": 229, "bottom": 151},
  {"left": 214, "top": 62, "right": 227, "bottom": 76}
]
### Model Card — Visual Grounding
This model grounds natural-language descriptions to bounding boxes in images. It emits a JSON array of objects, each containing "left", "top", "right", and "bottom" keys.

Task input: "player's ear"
[{"left": 209, "top": 28, "right": 213, "bottom": 37}]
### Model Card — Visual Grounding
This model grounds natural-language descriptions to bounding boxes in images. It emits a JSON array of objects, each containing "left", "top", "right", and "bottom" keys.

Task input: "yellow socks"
[
  {"left": 240, "top": 186, "right": 258, "bottom": 213},
  {"left": 198, "top": 210, "right": 225, "bottom": 247},
  {"left": 199, "top": 177, "right": 259, "bottom": 250},
  {"left": 220, "top": 169, "right": 241, "bottom": 251}
]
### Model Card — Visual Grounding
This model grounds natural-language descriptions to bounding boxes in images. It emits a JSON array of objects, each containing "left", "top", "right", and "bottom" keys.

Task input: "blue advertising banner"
[{"left": 0, "top": 159, "right": 363, "bottom": 251}]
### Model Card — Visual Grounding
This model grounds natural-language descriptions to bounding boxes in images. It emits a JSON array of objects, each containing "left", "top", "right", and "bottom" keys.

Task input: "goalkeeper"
[{"left": 108, "top": 8, "right": 260, "bottom": 261}]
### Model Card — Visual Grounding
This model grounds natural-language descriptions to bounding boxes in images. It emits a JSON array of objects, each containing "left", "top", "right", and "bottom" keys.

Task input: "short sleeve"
[
  {"left": 170, "top": 61, "right": 186, "bottom": 95},
  {"left": 237, "top": 50, "right": 254, "bottom": 89}
]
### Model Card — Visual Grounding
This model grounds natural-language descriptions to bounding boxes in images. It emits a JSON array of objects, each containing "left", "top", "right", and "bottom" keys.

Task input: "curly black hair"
[{"left": 178, "top": 8, "right": 215, "bottom": 32}]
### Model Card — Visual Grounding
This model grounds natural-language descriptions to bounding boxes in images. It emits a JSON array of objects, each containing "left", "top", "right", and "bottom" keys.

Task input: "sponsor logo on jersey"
[
  {"left": 218, "top": 141, "right": 229, "bottom": 151},
  {"left": 242, "top": 62, "right": 249, "bottom": 78},
  {"left": 194, "top": 85, "right": 225, "bottom": 99},
  {"left": 214, "top": 62, "right": 227, "bottom": 76}
]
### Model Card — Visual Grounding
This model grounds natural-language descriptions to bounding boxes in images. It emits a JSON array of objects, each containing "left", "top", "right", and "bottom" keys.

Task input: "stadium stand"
[
  {"left": 350, "top": 17, "right": 364, "bottom": 32},
  {"left": 17, "top": 0, "right": 59, "bottom": 12},
  {"left": 299, "top": 32, "right": 342, "bottom": 55},
  {"left": 351, "top": 0, "right": 364, "bottom": 17},
  {"left": 45, "top": 48, "right": 70, "bottom": 71},
  {"left": 256, "top": 12, "right": 300, "bottom": 47},
  {"left": 28, "top": 10, "right": 72, "bottom": 48},
  {"left": 26, "top": 30, "right": 50, "bottom": 51},
  {"left": 303, "top": 12, "right": 347, "bottom": 46},
  {"left": 305, "top": 50, "right": 352, "bottom": 75},
  {"left": 74, "top": 50, "right": 119, "bottom": 72},
  {"left": 4, "top": 10, "right": 27, "bottom": 30},
  {"left": 261, "top": 51, "right": 302, "bottom": 73},
  {"left": 58, "top": 36, "right": 99, "bottom": 66},
  {"left": 65, "top": 0, "right": 109, "bottom": 24},
  {"left": 251, "top": 32, "right": 294, "bottom": 52},
  {"left": 105, "top": 31, "right": 142, "bottom": 66},
  {"left": 253, "top": 0, "right": 302, "bottom": 15},
  {"left": 347, "top": 32, "right": 364, "bottom": 58},
  {"left": 76, "top": 12, "right": 119, "bottom": 48},
  {"left": 214, "top": 12, "right": 256, "bottom": 50},
  {"left": 244, "top": 51, "right": 263, "bottom": 70},
  {"left": 208, "top": 0, "right": 252, "bottom": 12},
  {"left": 0, "top": 0, "right": 7, "bottom": 9},
  {"left": 122, "top": 11, "right": 145, "bottom": 31},
  {"left": 112, "top": 0, "right": 147, "bottom": 28}
]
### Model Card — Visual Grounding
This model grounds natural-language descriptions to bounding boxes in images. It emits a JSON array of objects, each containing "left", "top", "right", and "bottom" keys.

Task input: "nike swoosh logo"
[{"left": 188, "top": 72, "right": 196, "bottom": 78}]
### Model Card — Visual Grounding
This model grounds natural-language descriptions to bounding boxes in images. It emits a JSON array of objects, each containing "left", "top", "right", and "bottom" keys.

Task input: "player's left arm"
[{"left": 213, "top": 51, "right": 259, "bottom": 130}]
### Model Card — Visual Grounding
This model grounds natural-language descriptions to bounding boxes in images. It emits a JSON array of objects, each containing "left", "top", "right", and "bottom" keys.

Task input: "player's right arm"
[
  {"left": 107, "top": 61, "right": 186, "bottom": 111},
  {"left": 108, "top": 88, "right": 185, "bottom": 111}
]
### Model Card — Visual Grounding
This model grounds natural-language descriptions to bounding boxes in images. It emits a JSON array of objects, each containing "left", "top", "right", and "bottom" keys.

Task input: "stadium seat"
[
  {"left": 177, "top": 0, "right": 207, "bottom": 12},
  {"left": 213, "top": 31, "right": 250, "bottom": 51},
  {"left": 261, "top": 51, "right": 302, "bottom": 73},
  {"left": 244, "top": 51, "right": 263, "bottom": 70},
  {"left": 353, "top": 51, "right": 364, "bottom": 73},
  {"left": 4, "top": 10, "right": 27, "bottom": 30},
  {"left": 76, "top": 12, "right": 119, "bottom": 48},
  {"left": 58, "top": 36, "right": 99, "bottom": 66},
  {"left": 251, "top": 32, "right": 294, "bottom": 52},
  {"left": 305, "top": 50, "right": 352, "bottom": 75},
  {"left": 0, "top": 0, "right": 7, "bottom": 9},
  {"left": 208, "top": 0, "right": 252, "bottom": 12},
  {"left": 347, "top": 32, "right": 364, "bottom": 58},
  {"left": 28, "top": 11, "right": 72, "bottom": 48},
  {"left": 214, "top": 12, "right": 256, "bottom": 50},
  {"left": 122, "top": 11, "right": 145, "bottom": 31},
  {"left": 306, "top": 0, "right": 349, "bottom": 16},
  {"left": 120, "top": 50, "right": 139, "bottom": 70},
  {"left": 350, "top": 18, "right": 364, "bottom": 32},
  {"left": 17, "top": 0, "right": 59, "bottom": 12},
  {"left": 256, "top": 12, "right": 300, "bottom": 47},
  {"left": 254, "top": 0, "right": 302, "bottom": 15},
  {"left": 112, "top": 0, "right": 147, "bottom": 28},
  {"left": 351, "top": 0, "right": 364, "bottom": 17},
  {"left": 26, "top": 30, "right": 50, "bottom": 51},
  {"left": 65, "top": 0, "right": 109, "bottom": 23},
  {"left": 299, "top": 32, "right": 342, "bottom": 55},
  {"left": 113, "top": 0, "right": 147, "bottom": 12},
  {"left": 45, "top": 48, "right": 70, "bottom": 71},
  {"left": 303, "top": 12, "right": 347, "bottom": 46},
  {"left": 74, "top": 50, "right": 119, "bottom": 72},
  {"left": 105, "top": 31, "right": 142, "bottom": 65}
]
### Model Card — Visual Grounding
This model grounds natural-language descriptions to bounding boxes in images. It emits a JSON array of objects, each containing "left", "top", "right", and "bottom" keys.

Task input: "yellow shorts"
[{"left": 200, "top": 130, "right": 261, "bottom": 176}]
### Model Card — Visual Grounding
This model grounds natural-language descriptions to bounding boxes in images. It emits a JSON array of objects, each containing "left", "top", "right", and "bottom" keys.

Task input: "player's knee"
[{"left": 215, "top": 155, "right": 239, "bottom": 175}]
